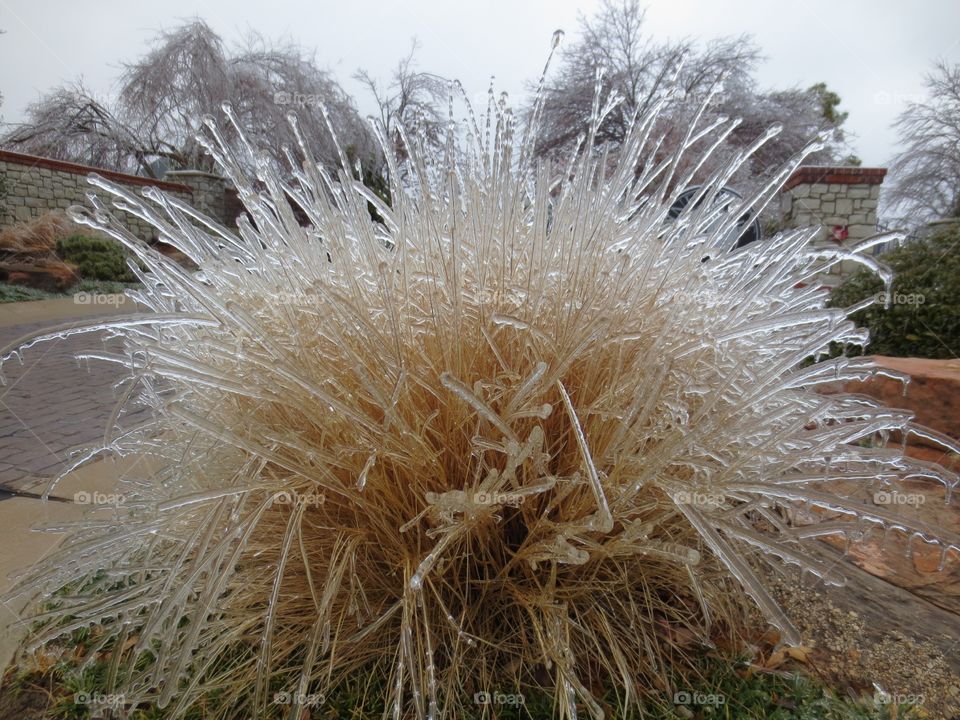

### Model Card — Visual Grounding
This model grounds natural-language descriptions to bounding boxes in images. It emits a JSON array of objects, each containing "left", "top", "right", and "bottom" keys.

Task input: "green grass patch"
[
  {"left": 0, "top": 280, "right": 141, "bottom": 304},
  {"left": 0, "top": 647, "right": 922, "bottom": 719},
  {"left": 0, "top": 283, "right": 60, "bottom": 303},
  {"left": 75, "top": 279, "right": 141, "bottom": 295}
]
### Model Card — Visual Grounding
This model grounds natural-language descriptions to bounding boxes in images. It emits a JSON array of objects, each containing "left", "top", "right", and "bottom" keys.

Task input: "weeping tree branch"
[{"left": 1, "top": 20, "right": 379, "bottom": 181}]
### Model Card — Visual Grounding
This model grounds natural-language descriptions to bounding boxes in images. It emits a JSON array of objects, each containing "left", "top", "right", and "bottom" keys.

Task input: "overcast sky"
[{"left": 1, "top": 0, "right": 958, "bottom": 166}]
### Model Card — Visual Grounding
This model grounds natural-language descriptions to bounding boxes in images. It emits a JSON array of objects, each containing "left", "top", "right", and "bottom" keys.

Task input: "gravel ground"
[{"left": 770, "top": 575, "right": 960, "bottom": 720}]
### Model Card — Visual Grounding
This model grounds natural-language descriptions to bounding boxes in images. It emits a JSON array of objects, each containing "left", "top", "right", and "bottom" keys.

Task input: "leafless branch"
[
  {"left": 885, "top": 60, "right": 960, "bottom": 225},
  {"left": 355, "top": 39, "right": 448, "bottom": 166}
]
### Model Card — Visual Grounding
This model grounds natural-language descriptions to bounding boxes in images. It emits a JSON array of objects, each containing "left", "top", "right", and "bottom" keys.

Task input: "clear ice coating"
[{"left": 1, "top": 40, "right": 958, "bottom": 720}]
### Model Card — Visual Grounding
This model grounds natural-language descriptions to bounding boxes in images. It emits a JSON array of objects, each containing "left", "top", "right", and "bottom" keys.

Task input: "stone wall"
[
  {"left": 0, "top": 149, "right": 232, "bottom": 241},
  {"left": 164, "top": 170, "right": 231, "bottom": 228},
  {"left": 779, "top": 166, "right": 886, "bottom": 285}
]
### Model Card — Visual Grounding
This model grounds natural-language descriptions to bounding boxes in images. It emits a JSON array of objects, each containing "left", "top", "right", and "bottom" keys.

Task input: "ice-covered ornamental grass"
[{"left": 2, "top": 53, "right": 959, "bottom": 718}]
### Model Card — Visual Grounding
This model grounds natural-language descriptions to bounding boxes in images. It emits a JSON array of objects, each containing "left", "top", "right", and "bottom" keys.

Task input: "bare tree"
[
  {"left": 117, "top": 20, "right": 231, "bottom": 172},
  {"left": 711, "top": 82, "right": 855, "bottom": 188},
  {"left": 532, "top": 0, "right": 850, "bottom": 195},
  {"left": 223, "top": 31, "right": 380, "bottom": 174},
  {"left": 885, "top": 60, "right": 960, "bottom": 225},
  {"left": 2, "top": 20, "right": 378, "bottom": 179},
  {"left": 355, "top": 39, "right": 448, "bottom": 165},
  {"left": 534, "top": 2, "right": 758, "bottom": 155},
  {"left": 1, "top": 82, "right": 154, "bottom": 174}
]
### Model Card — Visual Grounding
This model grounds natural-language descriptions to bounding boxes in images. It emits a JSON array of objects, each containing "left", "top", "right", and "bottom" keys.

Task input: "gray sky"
[{"left": 1, "top": 0, "right": 958, "bottom": 166}]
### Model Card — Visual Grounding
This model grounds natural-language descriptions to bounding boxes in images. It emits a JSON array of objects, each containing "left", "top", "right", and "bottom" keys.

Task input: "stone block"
[
  {"left": 810, "top": 183, "right": 828, "bottom": 195},
  {"left": 848, "top": 224, "right": 875, "bottom": 238},
  {"left": 835, "top": 198, "right": 853, "bottom": 215},
  {"left": 821, "top": 201, "right": 836, "bottom": 214},
  {"left": 848, "top": 187, "right": 871, "bottom": 199},
  {"left": 780, "top": 194, "right": 792, "bottom": 214}
]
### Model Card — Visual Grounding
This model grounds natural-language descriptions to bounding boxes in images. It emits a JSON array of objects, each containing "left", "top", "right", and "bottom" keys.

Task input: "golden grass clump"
[
  {"left": 0, "top": 210, "right": 75, "bottom": 257},
  {"left": 2, "top": 68, "right": 959, "bottom": 719}
]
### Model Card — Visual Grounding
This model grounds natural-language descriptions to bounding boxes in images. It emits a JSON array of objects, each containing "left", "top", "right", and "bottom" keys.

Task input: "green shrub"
[
  {"left": 828, "top": 230, "right": 960, "bottom": 359},
  {"left": 56, "top": 235, "right": 140, "bottom": 283}
]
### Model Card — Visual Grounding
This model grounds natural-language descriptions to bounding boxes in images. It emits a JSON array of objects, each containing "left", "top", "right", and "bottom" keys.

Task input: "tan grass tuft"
[
  {"left": 0, "top": 210, "right": 76, "bottom": 257},
  {"left": 1, "top": 72, "right": 958, "bottom": 720}
]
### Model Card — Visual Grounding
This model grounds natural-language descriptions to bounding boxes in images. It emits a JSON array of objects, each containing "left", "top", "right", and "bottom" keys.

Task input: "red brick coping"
[
  {"left": 784, "top": 166, "right": 887, "bottom": 191},
  {"left": 0, "top": 149, "right": 194, "bottom": 194}
]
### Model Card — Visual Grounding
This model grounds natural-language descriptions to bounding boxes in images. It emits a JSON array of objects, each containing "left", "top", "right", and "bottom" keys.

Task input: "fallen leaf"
[{"left": 786, "top": 646, "right": 812, "bottom": 663}]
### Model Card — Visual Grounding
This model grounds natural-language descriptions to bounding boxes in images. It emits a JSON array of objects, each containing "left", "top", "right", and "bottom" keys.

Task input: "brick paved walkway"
[{"left": 0, "top": 317, "right": 147, "bottom": 496}]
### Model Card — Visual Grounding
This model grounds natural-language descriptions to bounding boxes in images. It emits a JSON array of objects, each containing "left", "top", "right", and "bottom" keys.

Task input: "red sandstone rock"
[
  {"left": 0, "top": 260, "right": 79, "bottom": 292},
  {"left": 840, "top": 355, "right": 960, "bottom": 445},
  {"left": 813, "top": 356, "right": 960, "bottom": 615}
]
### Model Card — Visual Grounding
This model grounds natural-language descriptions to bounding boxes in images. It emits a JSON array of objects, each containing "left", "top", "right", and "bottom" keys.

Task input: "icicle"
[{"left": 357, "top": 451, "right": 377, "bottom": 491}]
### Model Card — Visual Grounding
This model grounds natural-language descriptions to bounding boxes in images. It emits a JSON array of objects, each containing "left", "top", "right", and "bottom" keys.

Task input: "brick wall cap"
[
  {"left": 164, "top": 169, "right": 227, "bottom": 181},
  {"left": 784, "top": 165, "right": 887, "bottom": 191},
  {"left": 0, "top": 149, "right": 194, "bottom": 194}
]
